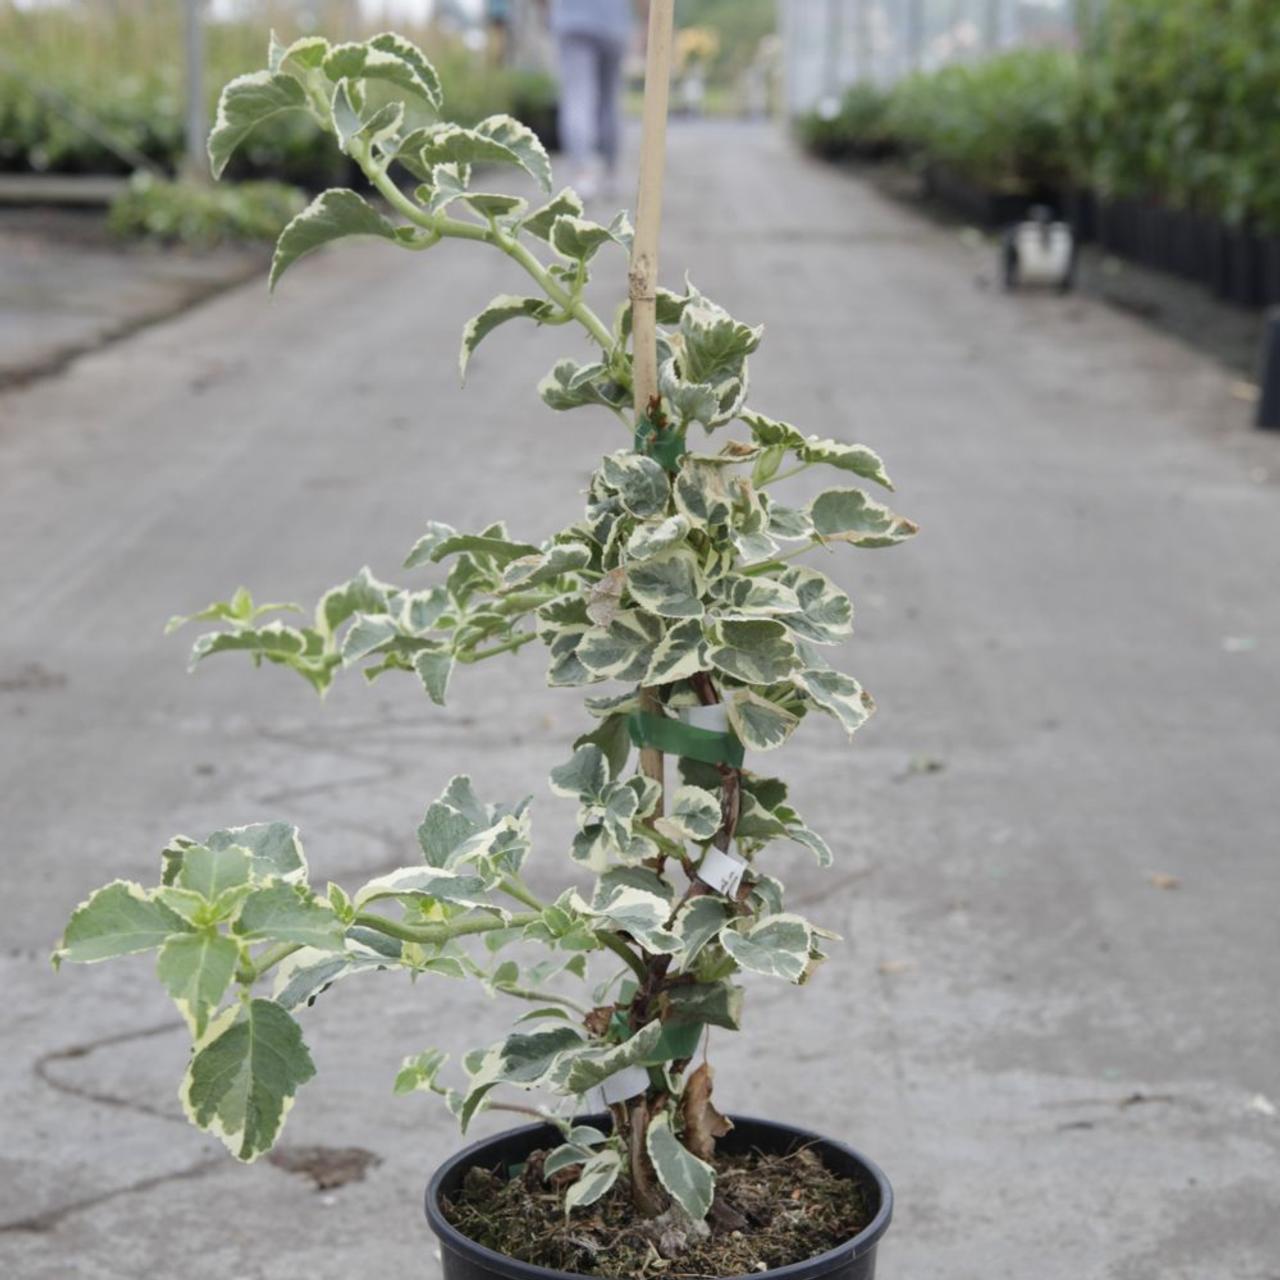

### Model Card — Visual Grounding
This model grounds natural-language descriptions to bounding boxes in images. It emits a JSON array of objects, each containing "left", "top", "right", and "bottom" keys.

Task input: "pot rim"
[{"left": 424, "top": 1113, "right": 894, "bottom": 1280}]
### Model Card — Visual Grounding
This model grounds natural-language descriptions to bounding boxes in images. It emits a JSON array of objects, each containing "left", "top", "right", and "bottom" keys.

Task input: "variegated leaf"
[
  {"left": 644, "top": 618, "right": 712, "bottom": 684},
  {"left": 323, "top": 34, "right": 443, "bottom": 110},
  {"left": 727, "top": 688, "right": 800, "bottom": 751},
  {"left": 564, "top": 1148, "right": 623, "bottom": 1213},
  {"left": 660, "top": 785, "right": 723, "bottom": 842},
  {"left": 460, "top": 295, "right": 556, "bottom": 384},
  {"left": 55, "top": 881, "right": 192, "bottom": 966},
  {"left": 672, "top": 896, "right": 733, "bottom": 970},
  {"left": 549, "top": 745, "right": 610, "bottom": 803},
  {"left": 627, "top": 548, "right": 705, "bottom": 620},
  {"left": 474, "top": 113, "right": 553, "bottom": 191},
  {"left": 707, "top": 619, "right": 800, "bottom": 685},
  {"left": 720, "top": 913, "right": 813, "bottom": 982},
  {"left": 550, "top": 214, "right": 616, "bottom": 262},
  {"left": 625, "top": 513, "right": 690, "bottom": 562},
  {"left": 353, "top": 866, "right": 498, "bottom": 911},
  {"left": 235, "top": 884, "right": 346, "bottom": 951},
  {"left": 157, "top": 931, "right": 240, "bottom": 1036},
  {"left": 675, "top": 459, "right": 733, "bottom": 528},
  {"left": 680, "top": 300, "right": 763, "bottom": 384},
  {"left": 557, "top": 1020, "right": 664, "bottom": 1093},
  {"left": 712, "top": 573, "right": 801, "bottom": 620},
  {"left": 502, "top": 542, "right": 592, "bottom": 591},
  {"left": 798, "top": 666, "right": 875, "bottom": 738},
  {"left": 460, "top": 1024, "right": 584, "bottom": 1128},
  {"left": 601, "top": 452, "right": 670, "bottom": 519},
  {"left": 523, "top": 188, "right": 584, "bottom": 241},
  {"left": 647, "top": 1109, "right": 715, "bottom": 1220},
  {"left": 809, "top": 488, "right": 918, "bottom": 548},
  {"left": 778, "top": 566, "right": 853, "bottom": 644},
  {"left": 578, "top": 609, "right": 663, "bottom": 682},
  {"left": 270, "top": 189, "right": 400, "bottom": 290},
  {"left": 181, "top": 998, "right": 316, "bottom": 1161},
  {"left": 208, "top": 71, "right": 308, "bottom": 180}
]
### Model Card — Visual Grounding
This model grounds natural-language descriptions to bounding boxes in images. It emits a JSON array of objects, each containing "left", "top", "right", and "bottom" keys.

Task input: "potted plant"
[{"left": 54, "top": 9, "right": 914, "bottom": 1277}]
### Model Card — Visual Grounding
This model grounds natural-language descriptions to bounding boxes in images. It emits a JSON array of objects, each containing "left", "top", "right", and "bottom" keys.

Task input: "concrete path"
[
  {"left": 0, "top": 208, "right": 264, "bottom": 387},
  {"left": 2, "top": 122, "right": 1278, "bottom": 1279}
]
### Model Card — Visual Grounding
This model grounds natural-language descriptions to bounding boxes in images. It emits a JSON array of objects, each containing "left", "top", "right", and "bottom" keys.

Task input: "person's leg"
[
  {"left": 556, "top": 32, "right": 600, "bottom": 196},
  {"left": 595, "top": 35, "right": 626, "bottom": 192}
]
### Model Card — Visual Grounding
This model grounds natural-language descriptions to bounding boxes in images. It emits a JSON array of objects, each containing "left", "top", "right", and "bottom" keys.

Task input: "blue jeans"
[{"left": 556, "top": 32, "right": 625, "bottom": 171}]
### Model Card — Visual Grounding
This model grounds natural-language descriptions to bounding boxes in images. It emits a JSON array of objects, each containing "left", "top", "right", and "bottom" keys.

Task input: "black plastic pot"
[{"left": 425, "top": 1114, "right": 894, "bottom": 1280}]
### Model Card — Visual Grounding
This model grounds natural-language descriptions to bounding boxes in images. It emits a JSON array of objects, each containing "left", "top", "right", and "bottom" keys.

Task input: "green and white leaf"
[
  {"left": 550, "top": 214, "right": 616, "bottom": 263},
  {"left": 181, "top": 999, "right": 316, "bottom": 1161},
  {"left": 778, "top": 566, "right": 853, "bottom": 644},
  {"left": 413, "top": 648, "right": 453, "bottom": 705},
  {"left": 353, "top": 866, "right": 499, "bottom": 912},
  {"left": 208, "top": 71, "right": 308, "bottom": 179},
  {"left": 235, "top": 884, "right": 346, "bottom": 951},
  {"left": 647, "top": 1110, "right": 715, "bottom": 1220},
  {"left": 627, "top": 548, "right": 705, "bottom": 620},
  {"left": 556, "top": 1020, "right": 664, "bottom": 1093},
  {"left": 720, "top": 913, "right": 813, "bottom": 982},
  {"left": 577, "top": 609, "right": 663, "bottom": 682},
  {"left": 176, "top": 843, "right": 252, "bottom": 901},
  {"left": 707, "top": 619, "right": 799, "bottom": 685},
  {"left": 644, "top": 618, "right": 711, "bottom": 684},
  {"left": 797, "top": 666, "right": 875, "bottom": 738},
  {"left": 564, "top": 1148, "right": 623, "bottom": 1214},
  {"left": 474, "top": 113, "right": 553, "bottom": 192},
  {"left": 270, "top": 189, "right": 399, "bottom": 289},
  {"left": 208, "top": 822, "right": 307, "bottom": 884},
  {"left": 55, "top": 882, "right": 192, "bottom": 966},
  {"left": 674, "top": 460, "right": 733, "bottom": 528},
  {"left": 460, "top": 1024, "right": 584, "bottom": 1128},
  {"left": 671, "top": 896, "right": 733, "bottom": 970},
  {"left": 809, "top": 488, "right": 918, "bottom": 548},
  {"left": 523, "top": 188, "right": 583, "bottom": 241},
  {"left": 727, "top": 688, "right": 800, "bottom": 751},
  {"left": 660, "top": 785, "right": 722, "bottom": 842},
  {"left": 501, "top": 542, "right": 591, "bottom": 591},
  {"left": 460, "top": 295, "right": 557, "bottom": 384},
  {"left": 157, "top": 931, "right": 240, "bottom": 1036},
  {"left": 549, "top": 745, "right": 610, "bottom": 803},
  {"left": 625, "top": 514, "right": 691, "bottom": 562},
  {"left": 601, "top": 452, "right": 671, "bottom": 519}
]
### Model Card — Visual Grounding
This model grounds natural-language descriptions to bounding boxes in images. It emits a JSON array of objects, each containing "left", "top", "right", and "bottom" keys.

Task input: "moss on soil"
[{"left": 442, "top": 1144, "right": 872, "bottom": 1278}]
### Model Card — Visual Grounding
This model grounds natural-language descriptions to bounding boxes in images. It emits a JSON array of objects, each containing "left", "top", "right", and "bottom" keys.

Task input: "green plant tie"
[
  {"left": 627, "top": 711, "right": 745, "bottom": 769},
  {"left": 634, "top": 414, "right": 687, "bottom": 473}
]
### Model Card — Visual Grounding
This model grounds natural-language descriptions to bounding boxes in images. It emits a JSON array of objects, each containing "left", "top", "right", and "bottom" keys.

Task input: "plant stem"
[
  {"left": 354, "top": 909, "right": 538, "bottom": 947},
  {"left": 496, "top": 985, "right": 591, "bottom": 1017},
  {"left": 244, "top": 940, "right": 303, "bottom": 984},
  {"left": 762, "top": 461, "right": 814, "bottom": 487},
  {"left": 498, "top": 876, "right": 545, "bottom": 911},
  {"left": 594, "top": 930, "right": 649, "bottom": 983},
  {"left": 355, "top": 144, "right": 617, "bottom": 358},
  {"left": 742, "top": 542, "right": 823, "bottom": 575},
  {"left": 459, "top": 631, "right": 539, "bottom": 664}
]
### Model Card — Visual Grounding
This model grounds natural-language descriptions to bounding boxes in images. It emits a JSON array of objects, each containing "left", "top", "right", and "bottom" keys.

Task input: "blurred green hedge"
[
  {"left": 798, "top": 0, "right": 1280, "bottom": 233},
  {"left": 0, "top": 7, "right": 557, "bottom": 188}
]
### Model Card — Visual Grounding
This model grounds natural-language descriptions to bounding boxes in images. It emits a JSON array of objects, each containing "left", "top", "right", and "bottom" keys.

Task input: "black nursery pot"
[{"left": 425, "top": 1115, "right": 894, "bottom": 1280}]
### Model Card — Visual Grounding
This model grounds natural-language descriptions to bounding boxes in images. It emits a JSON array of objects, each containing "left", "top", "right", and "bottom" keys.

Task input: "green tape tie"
[
  {"left": 627, "top": 711, "right": 744, "bottom": 769},
  {"left": 634, "top": 416, "right": 687, "bottom": 473}
]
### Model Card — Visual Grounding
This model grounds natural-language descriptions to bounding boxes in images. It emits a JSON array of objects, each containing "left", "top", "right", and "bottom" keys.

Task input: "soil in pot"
[{"left": 442, "top": 1144, "right": 873, "bottom": 1279}]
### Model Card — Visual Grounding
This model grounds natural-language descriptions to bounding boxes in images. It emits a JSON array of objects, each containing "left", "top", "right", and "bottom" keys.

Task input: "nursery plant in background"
[{"left": 56, "top": 6, "right": 911, "bottom": 1276}]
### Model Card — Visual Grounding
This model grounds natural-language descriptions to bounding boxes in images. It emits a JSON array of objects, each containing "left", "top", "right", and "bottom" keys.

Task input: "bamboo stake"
[{"left": 631, "top": 0, "right": 677, "bottom": 815}]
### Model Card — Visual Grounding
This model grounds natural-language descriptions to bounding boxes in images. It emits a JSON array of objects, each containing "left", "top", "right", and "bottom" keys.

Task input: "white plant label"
[
  {"left": 595, "top": 1064, "right": 650, "bottom": 1108},
  {"left": 697, "top": 845, "right": 748, "bottom": 897}
]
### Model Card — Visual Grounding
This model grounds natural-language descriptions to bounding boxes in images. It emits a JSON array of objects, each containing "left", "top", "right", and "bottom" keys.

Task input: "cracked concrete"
[{"left": 2, "top": 122, "right": 1279, "bottom": 1278}]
